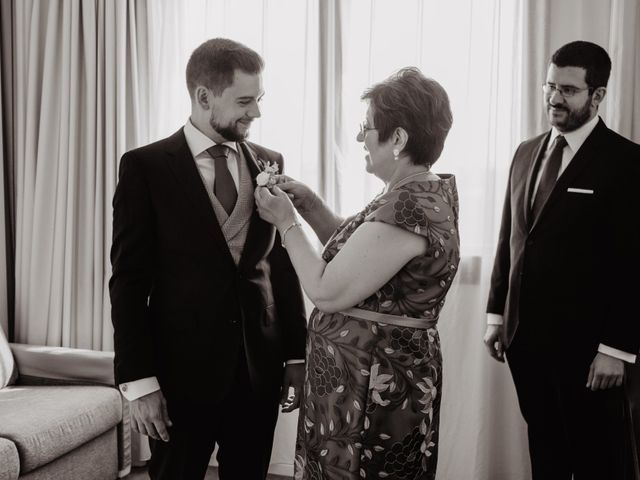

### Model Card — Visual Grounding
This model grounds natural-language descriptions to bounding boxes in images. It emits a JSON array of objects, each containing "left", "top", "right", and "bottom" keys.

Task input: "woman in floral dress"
[{"left": 255, "top": 67, "right": 459, "bottom": 480}]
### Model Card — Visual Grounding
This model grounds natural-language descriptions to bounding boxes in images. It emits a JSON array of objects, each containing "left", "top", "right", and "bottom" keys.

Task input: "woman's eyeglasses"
[{"left": 359, "top": 122, "right": 377, "bottom": 136}]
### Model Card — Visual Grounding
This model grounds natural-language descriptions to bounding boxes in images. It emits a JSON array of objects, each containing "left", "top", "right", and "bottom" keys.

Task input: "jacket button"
[
  {"left": 526, "top": 239, "right": 534, "bottom": 246},
  {"left": 121, "top": 384, "right": 128, "bottom": 392}
]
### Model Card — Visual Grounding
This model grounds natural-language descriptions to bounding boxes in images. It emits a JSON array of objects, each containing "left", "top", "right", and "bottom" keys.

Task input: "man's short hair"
[
  {"left": 551, "top": 41, "right": 611, "bottom": 89},
  {"left": 186, "top": 38, "right": 264, "bottom": 98},
  {"left": 361, "top": 67, "right": 453, "bottom": 168}
]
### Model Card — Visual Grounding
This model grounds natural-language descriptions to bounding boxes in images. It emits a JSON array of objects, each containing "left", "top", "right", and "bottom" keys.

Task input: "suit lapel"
[
  {"left": 237, "top": 142, "right": 273, "bottom": 270},
  {"left": 524, "top": 132, "right": 551, "bottom": 228},
  {"left": 164, "top": 129, "right": 236, "bottom": 268},
  {"left": 529, "top": 119, "right": 606, "bottom": 232}
]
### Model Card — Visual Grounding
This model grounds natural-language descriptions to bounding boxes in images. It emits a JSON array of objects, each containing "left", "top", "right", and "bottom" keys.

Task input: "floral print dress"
[{"left": 295, "top": 175, "right": 460, "bottom": 480}]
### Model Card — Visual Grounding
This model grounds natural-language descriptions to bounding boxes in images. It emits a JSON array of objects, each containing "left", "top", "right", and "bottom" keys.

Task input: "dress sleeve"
[{"left": 364, "top": 183, "right": 459, "bottom": 254}]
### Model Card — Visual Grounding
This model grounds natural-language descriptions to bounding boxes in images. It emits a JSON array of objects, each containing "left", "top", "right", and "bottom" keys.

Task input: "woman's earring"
[{"left": 393, "top": 149, "right": 399, "bottom": 161}]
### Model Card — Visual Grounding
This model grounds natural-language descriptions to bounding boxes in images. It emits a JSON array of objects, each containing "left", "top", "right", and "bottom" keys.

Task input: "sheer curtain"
[
  {"left": 140, "top": 0, "right": 321, "bottom": 473},
  {"left": 332, "top": 2, "right": 531, "bottom": 478},
  {"left": 141, "top": 0, "right": 530, "bottom": 477},
  {"left": 12, "top": 0, "right": 150, "bottom": 349},
  {"left": 1, "top": 0, "right": 13, "bottom": 338},
  {"left": 522, "top": 0, "right": 640, "bottom": 142},
  {"left": 0, "top": 99, "right": 7, "bottom": 336},
  {"left": 139, "top": 1, "right": 638, "bottom": 477},
  {"left": 0, "top": 36, "right": 7, "bottom": 337},
  {"left": 6, "top": 0, "right": 638, "bottom": 477}
]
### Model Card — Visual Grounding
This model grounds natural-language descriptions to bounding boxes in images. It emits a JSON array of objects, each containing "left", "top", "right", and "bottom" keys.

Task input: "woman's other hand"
[
  {"left": 274, "top": 175, "right": 319, "bottom": 215},
  {"left": 254, "top": 185, "right": 298, "bottom": 231}
]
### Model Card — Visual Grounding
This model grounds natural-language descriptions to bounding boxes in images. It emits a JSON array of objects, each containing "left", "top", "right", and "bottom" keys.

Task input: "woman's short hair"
[
  {"left": 186, "top": 38, "right": 264, "bottom": 98},
  {"left": 361, "top": 67, "right": 453, "bottom": 167}
]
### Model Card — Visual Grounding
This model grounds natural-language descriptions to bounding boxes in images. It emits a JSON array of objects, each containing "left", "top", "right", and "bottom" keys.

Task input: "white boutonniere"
[{"left": 256, "top": 161, "right": 279, "bottom": 189}]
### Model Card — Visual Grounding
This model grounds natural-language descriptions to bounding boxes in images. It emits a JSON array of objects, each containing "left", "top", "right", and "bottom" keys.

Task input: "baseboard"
[
  {"left": 118, "top": 465, "right": 132, "bottom": 478},
  {"left": 208, "top": 453, "right": 293, "bottom": 477},
  {"left": 268, "top": 462, "right": 294, "bottom": 477}
]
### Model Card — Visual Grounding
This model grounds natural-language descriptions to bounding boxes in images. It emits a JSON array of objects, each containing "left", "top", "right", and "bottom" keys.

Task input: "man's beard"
[
  {"left": 209, "top": 112, "right": 250, "bottom": 142},
  {"left": 547, "top": 96, "right": 592, "bottom": 132}
]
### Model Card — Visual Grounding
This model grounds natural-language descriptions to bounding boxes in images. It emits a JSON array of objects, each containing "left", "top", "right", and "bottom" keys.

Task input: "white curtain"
[
  {"left": 8, "top": 0, "right": 639, "bottom": 477},
  {"left": 120, "top": 0, "right": 531, "bottom": 477},
  {"left": 330, "top": 2, "right": 531, "bottom": 478},
  {"left": 0, "top": 0, "right": 12, "bottom": 338},
  {"left": 0, "top": 50, "right": 7, "bottom": 337},
  {"left": 12, "top": 0, "right": 150, "bottom": 350},
  {"left": 520, "top": 0, "right": 640, "bottom": 142},
  {"left": 140, "top": 0, "right": 321, "bottom": 473}
]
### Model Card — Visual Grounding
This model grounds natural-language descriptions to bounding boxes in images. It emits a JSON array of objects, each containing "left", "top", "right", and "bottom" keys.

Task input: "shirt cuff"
[
  {"left": 285, "top": 359, "right": 305, "bottom": 365},
  {"left": 119, "top": 376, "right": 161, "bottom": 401},
  {"left": 598, "top": 344, "right": 637, "bottom": 364},
  {"left": 487, "top": 313, "right": 504, "bottom": 325}
]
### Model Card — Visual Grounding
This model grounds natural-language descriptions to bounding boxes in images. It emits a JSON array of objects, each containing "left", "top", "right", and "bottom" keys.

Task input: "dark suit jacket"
[
  {"left": 487, "top": 119, "right": 640, "bottom": 357},
  {"left": 109, "top": 128, "right": 307, "bottom": 407}
]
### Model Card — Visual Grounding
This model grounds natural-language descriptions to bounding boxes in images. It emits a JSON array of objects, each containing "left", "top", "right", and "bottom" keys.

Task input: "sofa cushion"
[
  {"left": 0, "top": 385, "right": 122, "bottom": 474},
  {"left": 0, "top": 327, "right": 17, "bottom": 389},
  {"left": 0, "top": 436, "right": 19, "bottom": 480},
  {"left": 19, "top": 428, "right": 118, "bottom": 480}
]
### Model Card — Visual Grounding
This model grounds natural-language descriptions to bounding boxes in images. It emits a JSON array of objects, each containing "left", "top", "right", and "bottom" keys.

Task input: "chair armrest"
[
  {"left": 9, "top": 343, "right": 133, "bottom": 475},
  {"left": 9, "top": 343, "right": 115, "bottom": 386}
]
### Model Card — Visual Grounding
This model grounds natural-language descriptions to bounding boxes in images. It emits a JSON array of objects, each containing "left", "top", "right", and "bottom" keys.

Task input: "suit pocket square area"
[{"left": 567, "top": 188, "right": 594, "bottom": 194}]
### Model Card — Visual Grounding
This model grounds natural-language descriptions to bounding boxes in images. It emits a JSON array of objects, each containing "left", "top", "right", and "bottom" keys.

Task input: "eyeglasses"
[
  {"left": 542, "top": 83, "right": 590, "bottom": 98},
  {"left": 359, "top": 122, "right": 377, "bottom": 136}
]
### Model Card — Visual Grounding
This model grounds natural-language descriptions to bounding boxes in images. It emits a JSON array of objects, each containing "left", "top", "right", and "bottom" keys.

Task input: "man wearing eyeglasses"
[{"left": 484, "top": 41, "right": 640, "bottom": 479}]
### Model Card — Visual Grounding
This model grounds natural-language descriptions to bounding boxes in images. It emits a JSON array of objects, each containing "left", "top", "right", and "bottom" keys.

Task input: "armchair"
[{"left": 0, "top": 343, "right": 131, "bottom": 480}]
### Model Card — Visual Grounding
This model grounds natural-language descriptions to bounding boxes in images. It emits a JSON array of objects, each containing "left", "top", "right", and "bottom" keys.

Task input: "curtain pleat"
[
  {"left": 318, "top": 0, "right": 343, "bottom": 213},
  {"left": 0, "top": 0, "right": 14, "bottom": 339},
  {"left": 607, "top": 0, "right": 640, "bottom": 141},
  {"left": 12, "top": 0, "right": 149, "bottom": 350},
  {"left": 5, "top": 0, "right": 640, "bottom": 477},
  {"left": 521, "top": 0, "right": 551, "bottom": 138}
]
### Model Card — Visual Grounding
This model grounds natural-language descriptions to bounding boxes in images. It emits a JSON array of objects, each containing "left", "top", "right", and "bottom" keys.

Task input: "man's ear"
[
  {"left": 591, "top": 86, "right": 606, "bottom": 108},
  {"left": 195, "top": 86, "right": 210, "bottom": 110}
]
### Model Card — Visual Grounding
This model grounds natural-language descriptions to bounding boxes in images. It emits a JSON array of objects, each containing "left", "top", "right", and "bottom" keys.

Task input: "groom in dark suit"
[
  {"left": 484, "top": 41, "right": 640, "bottom": 479},
  {"left": 110, "top": 38, "right": 307, "bottom": 479}
]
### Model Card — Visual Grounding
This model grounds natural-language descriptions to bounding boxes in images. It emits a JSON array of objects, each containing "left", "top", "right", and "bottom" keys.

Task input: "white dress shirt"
[
  {"left": 487, "top": 115, "right": 636, "bottom": 364},
  {"left": 183, "top": 118, "right": 240, "bottom": 193},
  {"left": 531, "top": 113, "right": 598, "bottom": 201}
]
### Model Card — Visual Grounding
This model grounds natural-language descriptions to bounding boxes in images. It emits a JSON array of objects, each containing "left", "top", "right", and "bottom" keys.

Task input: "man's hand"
[
  {"left": 483, "top": 324, "right": 505, "bottom": 362},
  {"left": 130, "top": 390, "right": 172, "bottom": 442},
  {"left": 280, "top": 363, "right": 305, "bottom": 413},
  {"left": 586, "top": 352, "right": 624, "bottom": 391}
]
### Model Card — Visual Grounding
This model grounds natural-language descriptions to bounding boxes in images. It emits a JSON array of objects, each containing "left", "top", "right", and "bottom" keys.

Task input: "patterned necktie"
[
  {"left": 531, "top": 135, "right": 567, "bottom": 221},
  {"left": 207, "top": 145, "right": 237, "bottom": 215}
]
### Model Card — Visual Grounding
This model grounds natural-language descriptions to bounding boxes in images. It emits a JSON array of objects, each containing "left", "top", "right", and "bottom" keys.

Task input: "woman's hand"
[
  {"left": 274, "top": 175, "right": 319, "bottom": 215},
  {"left": 254, "top": 185, "right": 298, "bottom": 232}
]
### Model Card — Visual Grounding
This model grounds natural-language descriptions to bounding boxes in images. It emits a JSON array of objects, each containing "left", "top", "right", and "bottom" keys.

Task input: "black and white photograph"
[{"left": 0, "top": 1, "right": 638, "bottom": 479}]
